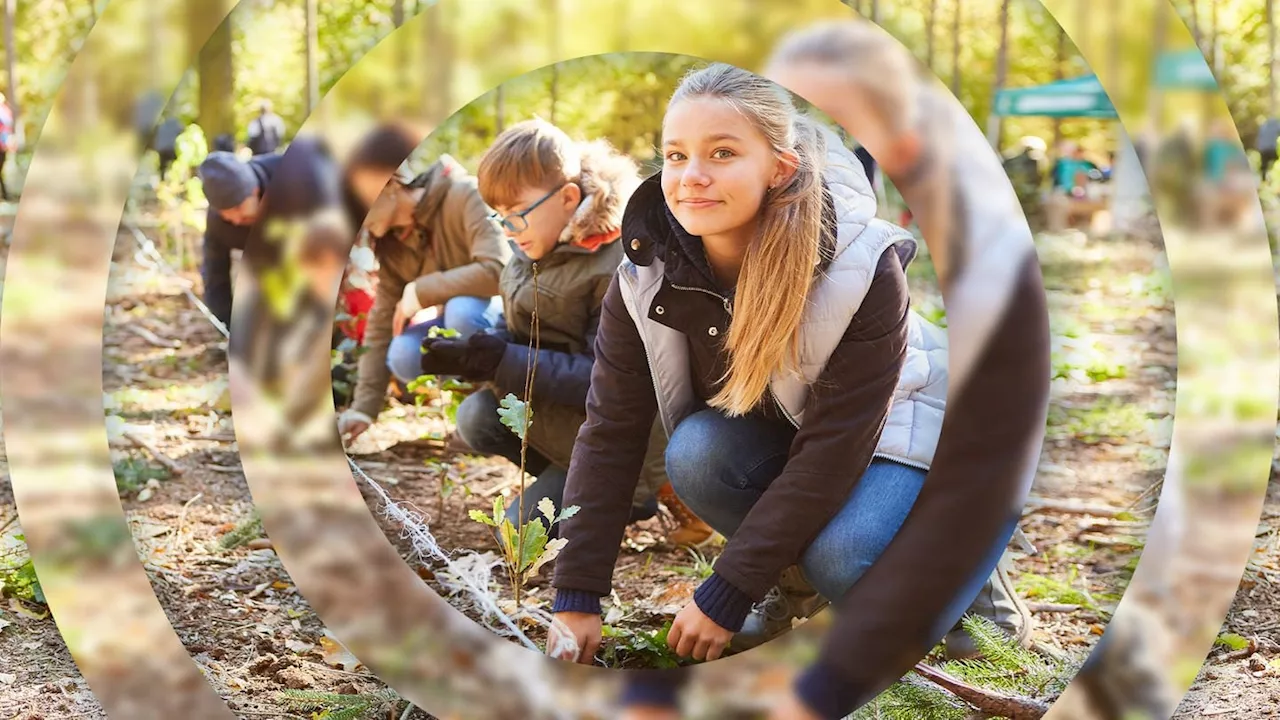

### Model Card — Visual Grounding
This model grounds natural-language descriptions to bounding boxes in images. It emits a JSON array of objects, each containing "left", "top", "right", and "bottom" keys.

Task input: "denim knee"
[
  {"left": 443, "top": 296, "right": 501, "bottom": 338},
  {"left": 386, "top": 334, "right": 425, "bottom": 382},
  {"left": 664, "top": 412, "right": 724, "bottom": 506},
  {"left": 454, "top": 390, "right": 507, "bottom": 455}
]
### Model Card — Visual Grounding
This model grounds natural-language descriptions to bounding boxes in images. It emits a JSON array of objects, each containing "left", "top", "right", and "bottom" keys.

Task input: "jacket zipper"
[
  {"left": 669, "top": 282, "right": 733, "bottom": 317},
  {"left": 620, "top": 270, "right": 673, "bottom": 436}
]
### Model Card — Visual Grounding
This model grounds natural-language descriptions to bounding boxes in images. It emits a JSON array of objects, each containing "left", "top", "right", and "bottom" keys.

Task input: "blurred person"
[
  {"left": 212, "top": 133, "right": 237, "bottom": 154},
  {"left": 329, "top": 124, "right": 422, "bottom": 410},
  {"left": 246, "top": 99, "right": 286, "bottom": 156},
  {"left": 1198, "top": 118, "right": 1254, "bottom": 228},
  {"left": 1004, "top": 136, "right": 1046, "bottom": 228},
  {"left": 420, "top": 118, "right": 685, "bottom": 540},
  {"left": 0, "top": 91, "right": 14, "bottom": 200},
  {"left": 196, "top": 149, "right": 283, "bottom": 326},
  {"left": 1256, "top": 114, "right": 1280, "bottom": 181},
  {"left": 336, "top": 156, "right": 509, "bottom": 444},
  {"left": 152, "top": 116, "right": 185, "bottom": 180},
  {"left": 227, "top": 136, "right": 353, "bottom": 450}
]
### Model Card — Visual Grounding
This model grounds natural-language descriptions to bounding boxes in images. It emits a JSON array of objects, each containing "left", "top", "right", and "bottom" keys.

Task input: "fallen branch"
[
  {"left": 1023, "top": 497, "right": 1128, "bottom": 518},
  {"left": 1213, "top": 638, "right": 1258, "bottom": 664},
  {"left": 912, "top": 662, "right": 1050, "bottom": 719},
  {"left": 125, "top": 323, "right": 181, "bottom": 349},
  {"left": 165, "top": 493, "right": 203, "bottom": 559},
  {"left": 123, "top": 429, "right": 184, "bottom": 476},
  {"left": 1027, "top": 602, "right": 1082, "bottom": 613}
]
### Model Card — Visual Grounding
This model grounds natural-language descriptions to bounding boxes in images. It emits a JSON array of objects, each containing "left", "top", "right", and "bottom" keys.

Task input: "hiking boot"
[
  {"left": 943, "top": 560, "right": 1034, "bottom": 660},
  {"left": 732, "top": 566, "right": 830, "bottom": 652},
  {"left": 656, "top": 482, "right": 715, "bottom": 548}
]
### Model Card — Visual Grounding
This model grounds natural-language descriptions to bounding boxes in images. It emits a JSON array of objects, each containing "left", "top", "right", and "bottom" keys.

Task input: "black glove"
[{"left": 420, "top": 332, "right": 508, "bottom": 381}]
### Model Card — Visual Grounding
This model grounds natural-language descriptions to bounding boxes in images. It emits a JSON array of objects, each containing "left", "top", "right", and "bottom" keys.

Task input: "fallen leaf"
[
  {"left": 0, "top": 673, "right": 14, "bottom": 685},
  {"left": 136, "top": 487, "right": 154, "bottom": 503},
  {"left": 270, "top": 581, "right": 290, "bottom": 591},
  {"left": 0, "top": 616, "right": 11, "bottom": 633},
  {"left": 319, "top": 631, "right": 363, "bottom": 672}
]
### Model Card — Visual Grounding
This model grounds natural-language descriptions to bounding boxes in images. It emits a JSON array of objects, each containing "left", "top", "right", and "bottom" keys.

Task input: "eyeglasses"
[{"left": 490, "top": 183, "right": 566, "bottom": 234}]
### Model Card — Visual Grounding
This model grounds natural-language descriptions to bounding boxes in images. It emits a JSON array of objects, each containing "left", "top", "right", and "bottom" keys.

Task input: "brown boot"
[{"left": 657, "top": 482, "right": 715, "bottom": 547}]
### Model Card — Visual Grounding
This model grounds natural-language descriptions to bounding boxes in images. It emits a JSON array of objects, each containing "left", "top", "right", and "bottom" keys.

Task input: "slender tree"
[
  {"left": 950, "top": 0, "right": 961, "bottom": 97},
  {"left": 194, "top": 0, "right": 235, "bottom": 141},
  {"left": 926, "top": 0, "right": 937, "bottom": 71},
  {"left": 987, "top": 0, "right": 1010, "bottom": 149},
  {"left": 305, "top": 0, "right": 319, "bottom": 115}
]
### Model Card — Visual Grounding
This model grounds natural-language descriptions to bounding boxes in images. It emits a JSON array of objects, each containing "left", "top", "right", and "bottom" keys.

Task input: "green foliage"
[
  {"left": 854, "top": 616, "right": 1084, "bottom": 719},
  {"left": 670, "top": 546, "right": 717, "bottom": 581},
  {"left": 497, "top": 393, "right": 532, "bottom": 441},
  {"left": 216, "top": 510, "right": 264, "bottom": 552},
  {"left": 601, "top": 620, "right": 687, "bottom": 669},
  {"left": 1216, "top": 632, "right": 1251, "bottom": 651},
  {"left": 470, "top": 496, "right": 577, "bottom": 588},
  {"left": 1047, "top": 399, "right": 1155, "bottom": 445},
  {"left": 277, "top": 688, "right": 400, "bottom": 720},
  {"left": 112, "top": 456, "right": 171, "bottom": 496},
  {"left": 1015, "top": 567, "right": 1097, "bottom": 609},
  {"left": 0, "top": 551, "right": 46, "bottom": 605}
]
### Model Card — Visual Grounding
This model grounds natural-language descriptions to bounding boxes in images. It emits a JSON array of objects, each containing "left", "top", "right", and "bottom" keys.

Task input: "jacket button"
[
  {"left": 655, "top": 305, "right": 665, "bottom": 315},
  {"left": 630, "top": 238, "right": 641, "bottom": 250},
  {"left": 708, "top": 326, "right": 718, "bottom": 337}
]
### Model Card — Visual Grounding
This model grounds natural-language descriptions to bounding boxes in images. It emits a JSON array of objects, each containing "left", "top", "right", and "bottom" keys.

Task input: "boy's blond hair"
[{"left": 477, "top": 118, "right": 581, "bottom": 210}]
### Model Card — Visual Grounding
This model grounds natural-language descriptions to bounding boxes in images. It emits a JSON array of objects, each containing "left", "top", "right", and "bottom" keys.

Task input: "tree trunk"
[
  {"left": 1210, "top": 0, "right": 1218, "bottom": 72},
  {"left": 392, "top": 0, "right": 405, "bottom": 28},
  {"left": 193, "top": 0, "right": 235, "bottom": 141},
  {"left": 924, "top": 0, "right": 936, "bottom": 71},
  {"left": 496, "top": 84, "right": 505, "bottom": 134},
  {"left": 546, "top": 0, "right": 560, "bottom": 124},
  {"left": 950, "top": 0, "right": 961, "bottom": 98},
  {"left": 4, "top": 0, "right": 18, "bottom": 145},
  {"left": 986, "top": 0, "right": 1010, "bottom": 150},
  {"left": 1189, "top": 0, "right": 1201, "bottom": 50},
  {"left": 305, "top": 0, "right": 319, "bottom": 115},
  {"left": 870, "top": 0, "right": 880, "bottom": 24},
  {"left": 1269, "top": 0, "right": 1276, "bottom": 116},
  {"left": 423, "top": 0, "right": 454, "bottom": 124}
]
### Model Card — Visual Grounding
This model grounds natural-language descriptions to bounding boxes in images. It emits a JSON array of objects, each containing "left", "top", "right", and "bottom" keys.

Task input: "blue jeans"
[
  {"left": 386, "top": 295, "right": 503, "bottom": 382},
  {"left": 665, "top": 408, "right": 1008, "bottom": 613}
]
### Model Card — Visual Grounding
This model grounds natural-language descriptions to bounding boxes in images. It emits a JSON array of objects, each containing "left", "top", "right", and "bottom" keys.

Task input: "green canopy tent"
[
  {"left": 992, "top": 74, "right": 1118, "bottom": 119},
  {"left": 1154, "top": 48, "right": 1218, "bottom": 92}
]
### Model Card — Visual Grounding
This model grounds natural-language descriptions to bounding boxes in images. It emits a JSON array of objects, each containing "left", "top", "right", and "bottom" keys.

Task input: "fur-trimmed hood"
[{"left": 555, "top": 140, "right": 641, "bottom": 252}]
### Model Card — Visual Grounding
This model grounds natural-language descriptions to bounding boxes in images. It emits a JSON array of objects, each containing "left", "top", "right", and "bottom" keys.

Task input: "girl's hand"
[
  {"left": 767, "top": 689, "right": 824, "bottom": 720},
  {"left": 548, "top": 611, "right": 601, "bottom": 664},
  {"left": 667, "top": 602, "right": 733, "bottom": 662}
]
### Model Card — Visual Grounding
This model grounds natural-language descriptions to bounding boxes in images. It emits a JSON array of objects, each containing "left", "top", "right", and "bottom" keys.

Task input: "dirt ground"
[{"left": 1, "top": 216, "right": 1243, "bottom": 719}]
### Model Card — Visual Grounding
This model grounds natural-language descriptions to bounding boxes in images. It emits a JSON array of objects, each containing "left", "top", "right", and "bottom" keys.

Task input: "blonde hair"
[
  {"left": 768, "top": 20, "right": 920, "bottom": 134},
  {"left": 477, "top": 118, "right": 581, "bottom": 210},
  {"left": 767, "top": 20, "right": 959, "bottom": 287},
  {"left": 668, "top": 63, "right": 827, "bottom": 416}
]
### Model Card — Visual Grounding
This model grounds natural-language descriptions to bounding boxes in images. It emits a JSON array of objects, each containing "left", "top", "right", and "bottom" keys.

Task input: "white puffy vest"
[{"left": 617, "top": 137, "right": 949, "bottom": 470}]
